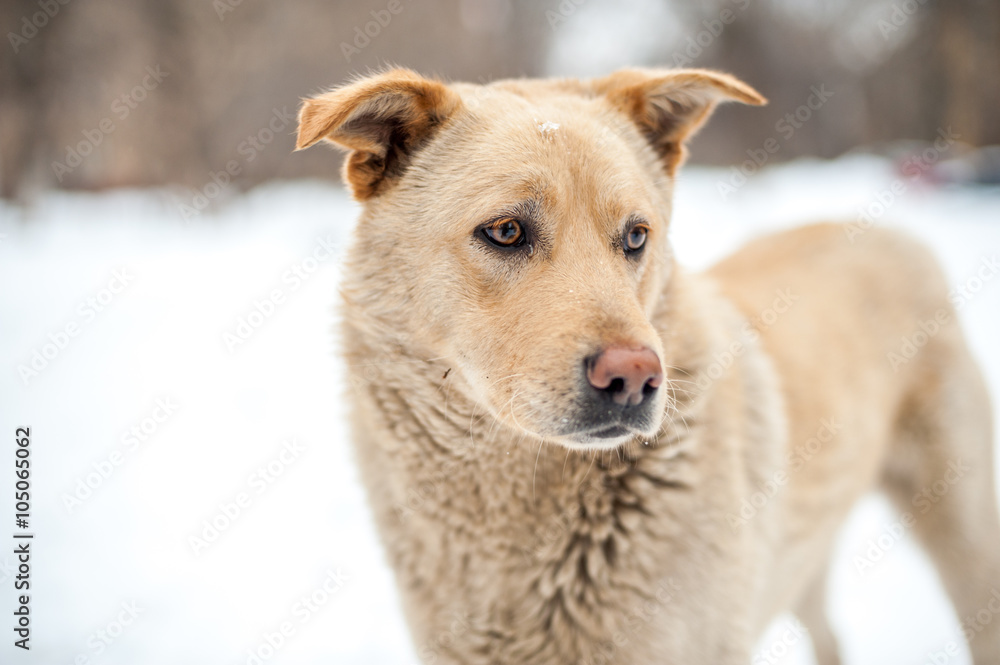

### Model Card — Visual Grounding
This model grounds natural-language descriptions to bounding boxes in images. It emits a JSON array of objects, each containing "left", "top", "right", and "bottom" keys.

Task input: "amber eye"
[
  {"left": 624, "top": 223, "right": 649, "bottom": 253},
  {"left": 482, "top": 218, "right": 525, "bottom": 248}
]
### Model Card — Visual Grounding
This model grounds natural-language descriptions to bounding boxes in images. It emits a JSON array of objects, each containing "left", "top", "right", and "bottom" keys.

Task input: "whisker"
[
  {"left": 532, "top": 438, "right": 546, "bottom": 502},
  {"left": 579, "top": 449, "right": 597, "bottom": 487},
  {"left": 507, "top": 389, "right": 527, "bottom": 433}
]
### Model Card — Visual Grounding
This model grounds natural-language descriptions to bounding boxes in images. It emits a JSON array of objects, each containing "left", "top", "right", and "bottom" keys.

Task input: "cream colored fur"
[{"left": 295, "top": 67, "right": 1000, "bottom": 664}]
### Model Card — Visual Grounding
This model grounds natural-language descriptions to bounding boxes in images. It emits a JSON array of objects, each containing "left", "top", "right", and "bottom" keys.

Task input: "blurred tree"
[
  {"left": 1, "top": 0, "right": 58, "bottom": 198},
  {"left": 1, "top": 0, "right": 549, "bottom": 199},
  {"left": 666, "top": 0, "right": 1000, "bottom": 165},
  {"left": 861, "top": 0, "right": 1000, "bottom": 148},
  {"left": 0, "top": 0, "right": 997, "bottom": 199}
]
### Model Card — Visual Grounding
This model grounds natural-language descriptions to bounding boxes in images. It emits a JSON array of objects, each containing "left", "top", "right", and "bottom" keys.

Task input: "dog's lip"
[
  {"left": 588, "top": 425, "right": 631, "bottom": 439},
  {"left": 552, "top": 422, "right": 647, "bottom": 449},
  {"left": 571, "top": 418, "right": 655, "bottom": 439}
]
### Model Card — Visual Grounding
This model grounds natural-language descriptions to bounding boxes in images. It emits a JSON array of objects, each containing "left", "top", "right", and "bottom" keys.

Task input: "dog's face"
[{"left": 297, "top": 68, "right": 763, "bottom": 449}]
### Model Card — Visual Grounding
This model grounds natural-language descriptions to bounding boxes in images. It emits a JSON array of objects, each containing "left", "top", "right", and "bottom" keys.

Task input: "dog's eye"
[
  {"left": 482, "top": 218, "right": 525, "bottom": 248},
  {"left": 624, "top": 224, "right": 649, "bottom": 253}
]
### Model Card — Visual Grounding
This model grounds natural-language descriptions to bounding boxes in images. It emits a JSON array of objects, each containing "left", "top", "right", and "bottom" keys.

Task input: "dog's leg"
[
  {"left": 794, "top": 563, "right": 842, "bottom": 665},
  {"left": 883, "top": 350, "right": 1000, "bottom": 663}
]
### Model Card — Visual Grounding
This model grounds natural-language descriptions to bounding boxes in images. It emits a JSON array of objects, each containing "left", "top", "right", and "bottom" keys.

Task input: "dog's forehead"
[
  {"left": 461, "top": 84, "right": 629, "bottom": 150},
  {"left": 442, "top": 85, "right": 660, "bottom": 215}
]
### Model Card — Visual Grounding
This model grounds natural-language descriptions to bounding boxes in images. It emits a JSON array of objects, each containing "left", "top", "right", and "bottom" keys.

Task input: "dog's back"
[{"left": 710, "top": 223, "right": 1000, "bottom": 661}]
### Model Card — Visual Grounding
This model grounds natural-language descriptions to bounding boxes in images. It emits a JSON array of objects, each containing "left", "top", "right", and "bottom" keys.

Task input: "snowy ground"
[{"left": 1, "top": 154, "right": 998, "bottom": 665}]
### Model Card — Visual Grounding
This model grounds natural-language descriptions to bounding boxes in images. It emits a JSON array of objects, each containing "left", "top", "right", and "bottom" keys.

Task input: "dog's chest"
[{"left": 389, "top": 436, "right": 705, "bottom": 662}]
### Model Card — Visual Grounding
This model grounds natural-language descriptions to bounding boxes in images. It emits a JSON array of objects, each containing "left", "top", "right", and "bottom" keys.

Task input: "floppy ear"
[
  {"left": 295, "top": 68, "right": 462, "bottom": 199},
  {"left": 593, "top": 68, "right": 766, "bottom": 174}
]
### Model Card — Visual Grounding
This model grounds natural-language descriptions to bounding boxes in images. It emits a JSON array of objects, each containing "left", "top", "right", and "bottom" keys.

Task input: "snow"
[
  {"left": 536, "top": 119, "right": 562, "bottom": 138},
  {"left": 1, "top": 154, "right": 998, "bottom": 664}
]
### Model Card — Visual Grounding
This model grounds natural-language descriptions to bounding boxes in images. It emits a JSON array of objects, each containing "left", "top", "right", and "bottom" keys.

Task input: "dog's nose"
[{"left": 586, "top": 346, "right": 663, "bottom": 407}]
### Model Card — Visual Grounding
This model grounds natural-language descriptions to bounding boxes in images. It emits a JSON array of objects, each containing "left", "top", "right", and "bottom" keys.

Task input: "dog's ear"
[
  {"left": 295, "top": 68, "right": 461, "bottom": 199},
  {"left": 593, "top": 68, "right": 765, "bottom": 174}
]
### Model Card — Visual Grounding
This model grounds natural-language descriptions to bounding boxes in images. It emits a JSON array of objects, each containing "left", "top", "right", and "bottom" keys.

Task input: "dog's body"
[{"left": 296, "top": 68, "right": 1000, "bottom": 664}]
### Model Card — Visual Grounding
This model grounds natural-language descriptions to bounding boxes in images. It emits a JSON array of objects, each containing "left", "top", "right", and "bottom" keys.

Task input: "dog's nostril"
[{"left": 586, "top": 346, "right": 663, "bottom": 407}]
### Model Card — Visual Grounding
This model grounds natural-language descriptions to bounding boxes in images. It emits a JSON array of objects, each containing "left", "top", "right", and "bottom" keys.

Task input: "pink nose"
[{"left": 586, "top": 346, "right": 663, "bottom": 406}]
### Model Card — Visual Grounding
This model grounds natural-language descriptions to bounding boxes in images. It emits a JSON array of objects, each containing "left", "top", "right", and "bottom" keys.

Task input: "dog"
[{"left": 295, "top": 67, "right": 1000, "bottom": 664}]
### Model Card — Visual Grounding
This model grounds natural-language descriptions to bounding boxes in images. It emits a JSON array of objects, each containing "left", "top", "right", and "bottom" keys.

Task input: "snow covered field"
[{"left": 1, "top": 154, "right": 998, "bottom": 664}]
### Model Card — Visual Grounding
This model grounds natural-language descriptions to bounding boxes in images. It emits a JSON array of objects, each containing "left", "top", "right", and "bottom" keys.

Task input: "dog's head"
[{"left": 297, "top": 68, "right": 763, "bottom": 450}]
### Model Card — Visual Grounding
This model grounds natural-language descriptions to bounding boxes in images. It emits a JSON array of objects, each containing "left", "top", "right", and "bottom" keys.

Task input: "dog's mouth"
[
  {"left": 545, "top": 393, "right": 664, "bottom": 449},
  {"left": 552, "top": 420, "right": 653, "bottom": 450},
  {"left": 588, "top": 424, "right": 631, "bottom": 439}
]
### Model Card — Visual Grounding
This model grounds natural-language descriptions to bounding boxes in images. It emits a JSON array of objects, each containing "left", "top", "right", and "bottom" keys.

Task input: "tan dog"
[{"left": 295, "top": 67, "right": 1000, "bottom": 664}]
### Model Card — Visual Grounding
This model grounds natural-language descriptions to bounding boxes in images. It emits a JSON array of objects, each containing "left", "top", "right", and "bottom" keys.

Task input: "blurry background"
[
  {"left": 2, "top": 2, "right": 1000, "bottom": 665},
  {"left": 3, "top": 0, "right": 1000, "bottom": 199}
]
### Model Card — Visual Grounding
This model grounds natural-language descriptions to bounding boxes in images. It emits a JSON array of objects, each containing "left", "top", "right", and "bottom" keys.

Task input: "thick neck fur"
[{"left": 339, "top": 266, "right": 762, "bottom": 664}]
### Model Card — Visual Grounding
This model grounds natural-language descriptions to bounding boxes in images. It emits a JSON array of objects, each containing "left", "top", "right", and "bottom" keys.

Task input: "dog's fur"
[{"left": 296, "top": 67, "right": 1000, "bottom": 664}]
